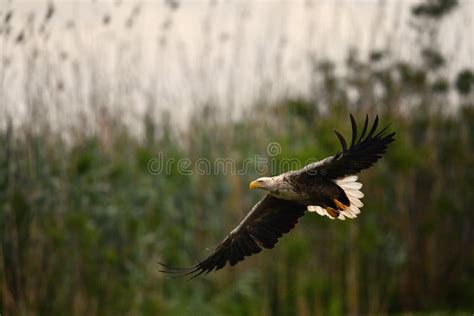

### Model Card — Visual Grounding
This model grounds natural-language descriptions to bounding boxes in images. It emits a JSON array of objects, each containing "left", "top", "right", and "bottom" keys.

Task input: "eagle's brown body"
[{"left": 268, "top": 173, "right": 349, "bottom": 211}]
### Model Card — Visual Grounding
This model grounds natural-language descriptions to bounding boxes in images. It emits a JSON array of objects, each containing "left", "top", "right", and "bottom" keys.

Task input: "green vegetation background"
[{"left": 1, "top": 0, "right": 473, "bottom": 315}]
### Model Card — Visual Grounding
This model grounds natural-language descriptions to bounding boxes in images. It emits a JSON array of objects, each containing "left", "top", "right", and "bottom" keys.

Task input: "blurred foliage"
[
  {"left": 1, "top": 0, "right": 474, "bottom": 315},
  {"left": 412, "top": 0, "right": 458, "bottom": 18},
  {"left": 456, "top": 69, "right": 474, "bottom": 95}
]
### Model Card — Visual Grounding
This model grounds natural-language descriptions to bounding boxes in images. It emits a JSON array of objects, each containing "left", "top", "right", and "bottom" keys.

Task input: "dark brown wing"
[
  {"left": 298, "top": 114, "right": 395, "bottom": 180},
  {"left": 158, "top": 195, "right": 306, "bottom": 279}
]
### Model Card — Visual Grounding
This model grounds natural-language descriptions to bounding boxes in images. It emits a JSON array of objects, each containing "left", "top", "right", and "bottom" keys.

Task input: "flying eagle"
[{"left": 159, "top": 114, "right": 395, "bottom": 278}]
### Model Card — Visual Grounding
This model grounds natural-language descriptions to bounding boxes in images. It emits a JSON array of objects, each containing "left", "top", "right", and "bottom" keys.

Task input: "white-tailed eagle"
[{"left": 159, "top": 114, "right": 395, "bottom": 278}]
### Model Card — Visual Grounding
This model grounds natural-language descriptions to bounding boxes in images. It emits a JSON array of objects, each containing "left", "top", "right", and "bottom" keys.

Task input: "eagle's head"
[{"left": 249, "top": 177, "right": 276, "bottom": 191}]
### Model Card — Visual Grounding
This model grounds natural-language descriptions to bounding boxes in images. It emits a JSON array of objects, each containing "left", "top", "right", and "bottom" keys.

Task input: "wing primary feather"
[
  {"left": 159, "top": 267, "right": 193, "bottom": 274},
  {"left": 367, "top": 115, "right": 379, "bottom": 139},
  {"left": 233, "top": 239, "right": 247, "bottom": 262},
  {"left": 215, "top": 255, "right": 227, "bottom": 270},
  {"left": 159, "top": 266, "right": 198, "bottom": 275},
  {"left": 374, "top": 123, "right": 391, "bottom": 138},
  {"left": 249, "top": 230, "right": 272, "bottom": 246},
  {"left": 249, "top": 231, "right": 271, "bottom": 248},
  {"left": 358, "top": 114, "right": 369, "bottom": 143},
  {"left": 167, "top": 266, "right": 201, "bottom": 279},
  {"left": 349, "top": 114, "right": 357, "bottom": 148},
  {"left": 157, "top": 261, "right": 197, "bottom": 272},
  {"left": 333, "top": 129, "right": 347, "bottom": 152},
  {"left": 258, "top": 225, "right": 279, "bottom": 241},
  {"left": 242, "top": 235, "right": 261, "bottom": 254},
  {"left": 189, "top": 269, "right": 207, "bottom": 280},
  {"left": 236, "top": 239, "right": 252, "bottom": 260},
  {"left": 229, "top": 243, "right": 237, "bottom": 266},
  {"left": 181, "top": 267, "right": 205, "bottom": 280}
]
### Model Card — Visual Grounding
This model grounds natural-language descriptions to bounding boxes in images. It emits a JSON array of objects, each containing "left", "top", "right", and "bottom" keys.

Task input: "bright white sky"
[{"left": 0, "top": 0, "right": 473, "bottom": 132}]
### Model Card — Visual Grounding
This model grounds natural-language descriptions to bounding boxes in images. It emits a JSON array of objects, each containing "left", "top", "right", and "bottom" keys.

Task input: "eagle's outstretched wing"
[
  {"left": 299, "top": 114, "right": 395, "bottom": 180},
  {"left": 158, "top": 195, "right": 306, "bottom": 279}
]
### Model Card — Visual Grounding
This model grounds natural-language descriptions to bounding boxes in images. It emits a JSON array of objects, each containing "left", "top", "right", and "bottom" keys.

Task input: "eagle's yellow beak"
[{"left": 249, "top": 181, "right": 261, "bottom": 190}]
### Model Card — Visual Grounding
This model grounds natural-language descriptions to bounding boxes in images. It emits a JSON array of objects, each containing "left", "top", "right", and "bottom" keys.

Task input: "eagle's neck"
[{"left": 268, "top": 175, "right": 302, "bottom": 200}]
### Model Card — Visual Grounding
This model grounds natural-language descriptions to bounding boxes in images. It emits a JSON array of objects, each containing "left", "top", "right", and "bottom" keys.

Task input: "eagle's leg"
[
  {"left": 326, "top": 207, "right": 340, "bottom": 218},
  {"left": 326, "top": 198, "right": 350, "bottom": 219},
  {"left": 333, "top": 199, "right": 348, "bottom": 210}
]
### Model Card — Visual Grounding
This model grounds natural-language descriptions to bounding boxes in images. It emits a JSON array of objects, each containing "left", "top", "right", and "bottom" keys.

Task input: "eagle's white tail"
[{"left": 307, "top": 175, "right": 364, "bottom": 220}]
